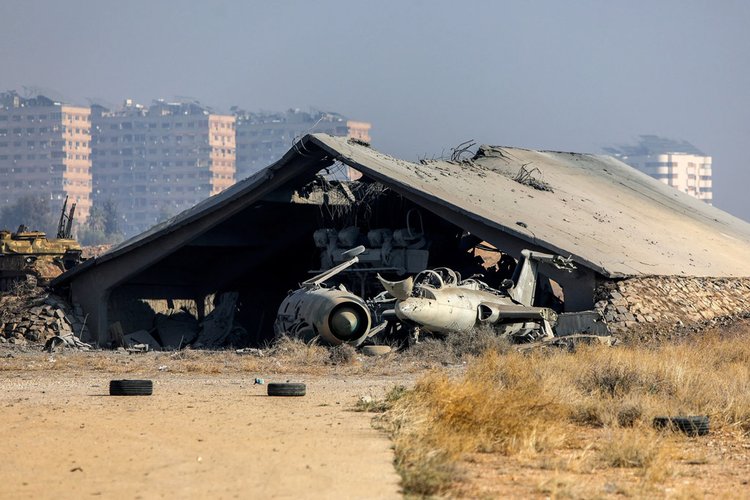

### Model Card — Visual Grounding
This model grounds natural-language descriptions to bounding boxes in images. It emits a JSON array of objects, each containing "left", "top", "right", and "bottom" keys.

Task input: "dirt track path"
[{"left": 0, "top": 373, "right": 404, "bottom": 499}]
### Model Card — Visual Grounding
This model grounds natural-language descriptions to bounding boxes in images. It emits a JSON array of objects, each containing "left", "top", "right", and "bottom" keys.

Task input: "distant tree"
[
  {"left": 0, "top": 194, "right": 56, "bottom": 234},
  {"left": 76, "top": 198, "right": 124, "bottom": 246},
  {"left": 101, "top": 198, "right": 121, "bottom": 236}
]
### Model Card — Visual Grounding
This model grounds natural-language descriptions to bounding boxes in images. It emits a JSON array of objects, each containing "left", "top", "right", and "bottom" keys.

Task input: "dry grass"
[
  {"left": 374, "top": 330, "right": 750, "bottom": 496},
  {"left": 0, "top": 335, "right": 423, "bottom": 377},
  {"left": 403, "top": 325, "right": 512, "bottom": 365}
]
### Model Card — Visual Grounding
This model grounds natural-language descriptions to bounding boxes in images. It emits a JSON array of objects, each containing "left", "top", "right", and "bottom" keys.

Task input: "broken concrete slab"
[
  {"left": 154, "top": 310, "right": 199, "bottom": 349},
  {"left": 122, "top": 330, "right": 161, "bottom": 350}
]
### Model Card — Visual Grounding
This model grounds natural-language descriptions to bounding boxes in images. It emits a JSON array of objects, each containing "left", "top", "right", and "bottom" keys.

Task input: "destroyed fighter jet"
[
  {"left": 274, "top": 246, "right": 372, "bottom": 346},
  {"left": 378, "top": 250, "right": 583, "bottom": 342}
]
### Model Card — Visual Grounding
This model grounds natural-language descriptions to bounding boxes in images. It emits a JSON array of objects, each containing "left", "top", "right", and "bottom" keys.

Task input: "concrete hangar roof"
[
  {"left": 58, "top": 132, "right": 750, "bottom": 289},
  {"left": 54, "top": 134, "right": 750, "bottom": 344}
]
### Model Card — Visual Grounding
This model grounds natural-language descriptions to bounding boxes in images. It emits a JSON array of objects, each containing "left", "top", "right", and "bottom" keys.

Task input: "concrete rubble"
[
  {"left": 0, "top": 285, "right": 90, "bottom": 349},
  {"left": 595, "top": 276, "right": 750, "bottom": 340},
  {"left": 103, "top": 293, "right": 247, "bottom": 351}
]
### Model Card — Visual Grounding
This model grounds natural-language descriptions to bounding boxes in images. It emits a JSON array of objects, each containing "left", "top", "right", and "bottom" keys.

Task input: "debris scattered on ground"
[
  {"left": 155, "top": 310, "right": 199, "bottom": 349},
  {"left": 236, "top": 348, "right": 264, "bottom": 357},
  {"left": 44, "top": 333, "right": 92, "bottom": 352},
  {"left": 0, "top": 282, "right": 90, "bottom": 349},
  {"left": 362, "top": 345, "right": 392, "bottom": 356},
  {"left": 122, "top": 329, "right": 161, "bottom": 350},
  {"left": 126, "top": 343, "right": 150, "bottom": 354},
  {"left": 193, "top": 292, "right": 243, "bottom": 348}
]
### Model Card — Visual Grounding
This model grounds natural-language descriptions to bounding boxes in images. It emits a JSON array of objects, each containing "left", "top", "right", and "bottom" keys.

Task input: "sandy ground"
[{"left": 0, "top": 370, "right": 407, "bottom": 499}]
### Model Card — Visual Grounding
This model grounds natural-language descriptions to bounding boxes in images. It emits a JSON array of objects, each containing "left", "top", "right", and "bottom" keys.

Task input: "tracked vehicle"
[{"left": 0, "top": 198, "right": 82, "bottom": 291}]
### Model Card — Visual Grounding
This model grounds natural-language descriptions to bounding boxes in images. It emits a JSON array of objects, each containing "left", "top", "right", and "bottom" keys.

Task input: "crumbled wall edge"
[{"left": 595, "top": 276, "right": 750, "bottom": 341}]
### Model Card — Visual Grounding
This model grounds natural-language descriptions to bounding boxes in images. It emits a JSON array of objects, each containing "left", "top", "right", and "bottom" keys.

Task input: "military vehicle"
[
  {"left": 274, "top": 246, "right": 374, "bottom": 346},
  {"left": 0, "top": 198, "right": 82, "bottom": 291}
]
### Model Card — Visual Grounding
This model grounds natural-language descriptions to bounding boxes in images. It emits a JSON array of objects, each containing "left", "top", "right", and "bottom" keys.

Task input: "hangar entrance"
[{"left": 101, "top": 175, "right": 595, "bottom": 349}]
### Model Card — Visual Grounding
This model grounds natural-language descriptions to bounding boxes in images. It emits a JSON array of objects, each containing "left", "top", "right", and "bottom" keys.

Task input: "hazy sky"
[{"left": 1, "top": 0, "right": 748, "bottom": 220}]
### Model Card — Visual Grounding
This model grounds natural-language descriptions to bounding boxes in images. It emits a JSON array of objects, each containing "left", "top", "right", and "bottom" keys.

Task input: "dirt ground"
[
  {"left": 3, "top": 343, "right": 750, "bottom": 499},
  {"left": 0, "top": 353, "right": 407, "bottom": 499}
]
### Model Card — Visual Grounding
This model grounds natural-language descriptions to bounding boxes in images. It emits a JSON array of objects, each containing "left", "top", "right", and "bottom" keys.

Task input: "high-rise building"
[
  {"left": 91, "top": 100, "right": 235, "bottom": 235},
  {"left": 234, "top": 109, "right": 371, "bottom": 179},
  {"left": 0, "top": 92, "right": 92, "bottom": 221},
  {"left": 605, "top": 135, "right": 713, "bottom": 204}
]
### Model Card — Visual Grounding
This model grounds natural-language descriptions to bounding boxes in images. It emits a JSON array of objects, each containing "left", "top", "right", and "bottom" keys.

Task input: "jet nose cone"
[{"left": 395, "top": 297, "right": 434, "bottom": 324}]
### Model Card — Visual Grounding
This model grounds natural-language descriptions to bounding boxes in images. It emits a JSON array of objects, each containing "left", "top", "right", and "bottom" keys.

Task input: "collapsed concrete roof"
[
  {"left": 59, "top": 133, "right": 750, "bottom": 285},
  {"left": 53, "top": 133, "right": 750, "bottom": 344},
  {"left": 309, "top": 136, "right": 750, "bottom": 278}
]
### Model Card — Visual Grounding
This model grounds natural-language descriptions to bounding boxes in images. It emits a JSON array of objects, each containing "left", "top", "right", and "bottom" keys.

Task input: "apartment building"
[
  {"left": 0, "top": 92, "right": 92, "bottom": 221},
  {"left": 605, "top": 135, "right": 713, "bottom": 204},
  {"left": 91, "top": 100, "right": 235, "bottom": 235},
  {"left": 234, "top": 109, "right": 371, "bottom": 179}
]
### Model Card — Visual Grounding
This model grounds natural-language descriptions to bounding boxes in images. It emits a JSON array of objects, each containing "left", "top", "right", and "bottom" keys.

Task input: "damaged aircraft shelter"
[{"left": 52, "top": 134, "right": 750, "bottom": 347}]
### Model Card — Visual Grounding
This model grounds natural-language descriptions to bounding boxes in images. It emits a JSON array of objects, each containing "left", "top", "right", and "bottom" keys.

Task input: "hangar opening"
[
  {"left": 52, "top": 134, "right": 750, "bottom": 348},
  {"left": 90, "top": 176, "right": 573, "bottom": 348}
]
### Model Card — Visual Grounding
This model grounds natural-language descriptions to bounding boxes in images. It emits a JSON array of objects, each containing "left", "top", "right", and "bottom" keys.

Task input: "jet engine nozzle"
[
  {"left": 275, "top": 287, "right": 372, "bottom": 346},
  {"left": 329, "top": 303, "right": 370, "bottom": 342}
]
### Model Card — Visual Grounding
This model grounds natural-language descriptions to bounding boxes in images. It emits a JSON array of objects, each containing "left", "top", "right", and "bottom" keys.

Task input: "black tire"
[
  {"left": 267, "top": 382, "right": 306, "bottom": 397},
  {"left": 653, "top": 416, "right": 709, "bottom": 436},
  {"left": 109, "top": 379, "right": 153, "bottom": 396}
]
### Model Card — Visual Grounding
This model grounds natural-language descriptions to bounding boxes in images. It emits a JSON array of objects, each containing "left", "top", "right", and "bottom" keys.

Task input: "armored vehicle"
[{"left": 0, "top": 198, "right": 82, "bottom": 290}]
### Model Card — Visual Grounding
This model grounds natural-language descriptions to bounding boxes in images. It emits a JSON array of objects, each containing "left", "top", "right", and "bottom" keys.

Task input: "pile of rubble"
[
  {"left": 111, "top": 292, "right": 247, "bottom": 351},
  {"left": 595, "top": 276, "right": 750, "bottom": 339},
  {"left": 0, "top": 284, "right": 90, "bottom": 349}
]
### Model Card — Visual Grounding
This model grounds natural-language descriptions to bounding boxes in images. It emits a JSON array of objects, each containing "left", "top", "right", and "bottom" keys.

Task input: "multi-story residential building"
[
  {"left": 0, "top": 92, "right": 92, "bottom": 221},
  {"left": 234, "top": 109, "right": 371, "bottom": 179},
  {"left": 605, "top": 135, "right": 713, "bottom": 204},
  {"left": 91, "top": 100, "right": 235, "bottom": 235}
]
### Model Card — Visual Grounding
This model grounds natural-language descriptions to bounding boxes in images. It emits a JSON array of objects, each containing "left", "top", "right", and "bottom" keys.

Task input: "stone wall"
[{"left": 595, "top": 276, "right": 750, "bottom": 337}]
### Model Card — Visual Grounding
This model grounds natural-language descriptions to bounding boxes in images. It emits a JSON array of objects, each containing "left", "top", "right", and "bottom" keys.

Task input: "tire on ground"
[
  {"left": 109, "top": 379, "right": 153, "bottom": 396},
  {"left": 267, "top": 382, "right": 306, "bottom": 397},
  {"left": 361, "top": 345, "right": 392, "bottom": 356},
  {"left": 652, "top": 415, "right": 709, "bottom": 436}
]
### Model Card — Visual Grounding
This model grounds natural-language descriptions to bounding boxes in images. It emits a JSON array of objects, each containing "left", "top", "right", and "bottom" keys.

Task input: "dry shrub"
[
  {"left": 393, "top": 439, "right": 458, "bottom": 497},
  {"left": 594, "top": 427, "right": 674, "bottom": 482},
  {"left": 568, "top": 337, "right": 750, "bottom": 432},
  {"left": 270, "top": 336, "right": 330, "bottom": 367},
  {"left": 379, "top": 350, "right": 569, "bottom": 495},
  {"left": 328, "top": 344, "right": 356, "bottom": 365},
  {"left": 596, "top": 428, "right": 662, "bottom": 468},
  {"left": 442, "top": 350, "right": 571, "bottom": 454},
  {"left": 355, "top": 385, "right": 407, "bottom": 413},
  {"left": 403, "top": 326, "right": 512, "bottom": 365},
  {"left": 445, "top": 325, "right": 512, "bottom": 358}
]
